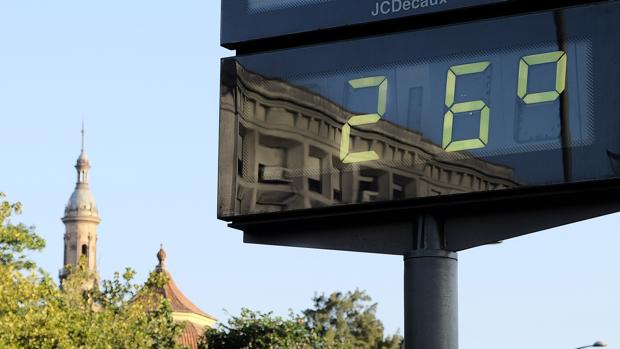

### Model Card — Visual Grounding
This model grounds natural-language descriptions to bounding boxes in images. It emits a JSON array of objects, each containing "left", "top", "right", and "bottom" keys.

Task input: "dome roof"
[
  {"left": 147, "top": 246, "right": 216, "bottom": 348},
  {"left": 64, "top": 185, "right": 99, "bottom": 219},
  {"left": 63, "top": 126, "right": 99, "bottom": 221},
  {"left": 77, "top": 150, "right": 89, "bottom": 164}
]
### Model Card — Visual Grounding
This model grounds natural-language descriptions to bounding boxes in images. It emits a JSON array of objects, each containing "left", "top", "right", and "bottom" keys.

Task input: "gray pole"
[{"left": 404, "top": 216, "right": 458, "bottom": 349}]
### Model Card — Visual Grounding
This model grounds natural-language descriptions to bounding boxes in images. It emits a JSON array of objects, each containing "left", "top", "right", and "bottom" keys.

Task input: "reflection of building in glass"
[{"left": 219, "top": 62, "right": 520, "bottom": 217}]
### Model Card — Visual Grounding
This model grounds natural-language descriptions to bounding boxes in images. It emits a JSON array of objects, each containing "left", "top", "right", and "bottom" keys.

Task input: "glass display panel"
[
  {"left": 218, "top": 1, "right": 620, "bottom": 218},
  {"left": 221, "top": 0, "right": 511, "bottom": 46}
]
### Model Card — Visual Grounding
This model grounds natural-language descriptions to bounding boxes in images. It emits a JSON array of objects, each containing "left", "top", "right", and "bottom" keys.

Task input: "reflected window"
[
  {"left": 238, "top": 131, "right": 245, "bottom": 177},
  {"left": 331, "top": 156, "right": 343, "bottom": 202},
  {"left": 358, "top": 174, "right": 379, "bottom": 202},
  {"left": 308, "top": 148, "right": 324, "bottom": 194},
  {"left": 394, "top": 174, "right": 414, "bottom": 200}
]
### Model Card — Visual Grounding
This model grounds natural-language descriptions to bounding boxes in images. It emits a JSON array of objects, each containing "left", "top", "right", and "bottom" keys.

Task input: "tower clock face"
[
  {"left": 218, "top": 1, "right": 620, "bottom": 219},
  {"left": 221, "top": 0, "right": 510, "bottom": 46}
]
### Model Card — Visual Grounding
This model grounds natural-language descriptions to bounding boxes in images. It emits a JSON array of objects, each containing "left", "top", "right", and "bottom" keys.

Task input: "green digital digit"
[
  {"left": 443, "top": 61, "right": 491, "bottom": 152},
  {"left": 518, "top": 51, "right": 567, "bottom": 104},
  {"left": 340, "top": 76, "right": 388, "bottom": 163}
]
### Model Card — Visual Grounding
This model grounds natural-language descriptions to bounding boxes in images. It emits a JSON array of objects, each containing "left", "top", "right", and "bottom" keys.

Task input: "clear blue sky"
[{"left": 0, "top": 1, "right": 617, "bottom": 348}]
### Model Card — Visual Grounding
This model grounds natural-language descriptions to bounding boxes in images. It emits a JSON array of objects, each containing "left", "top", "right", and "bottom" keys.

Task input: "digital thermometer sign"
[
  {"left": 218, "top": 1, "right": 620, "bottom": 219},
  {"left": 221, "top": 0, "right": 511, "bottom": 47}
]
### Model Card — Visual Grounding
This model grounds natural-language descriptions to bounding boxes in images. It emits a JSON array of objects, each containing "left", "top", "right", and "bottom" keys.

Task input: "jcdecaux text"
[{"left": 371, "top": 0, "right": 448, "bottom": 17}]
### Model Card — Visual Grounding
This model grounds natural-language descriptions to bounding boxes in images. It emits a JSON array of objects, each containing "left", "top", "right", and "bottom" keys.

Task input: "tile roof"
[
  {"left": 158, "top": 269, "right": 216, "bottom": 320},
  {"left": 153, "top": 245, "right": 217, "bottom": 348},
  {"left": 177, "top": 322, "right": 204, "bottom": 349}
]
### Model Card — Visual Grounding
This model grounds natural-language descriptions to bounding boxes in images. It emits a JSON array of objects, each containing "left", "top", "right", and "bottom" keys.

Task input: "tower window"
[{"left": 81, "top": 244, "right": 88, "bottom": 257}]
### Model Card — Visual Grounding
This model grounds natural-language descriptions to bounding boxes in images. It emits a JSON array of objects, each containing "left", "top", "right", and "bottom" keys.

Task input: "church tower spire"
[{"left": 60, "top": 124, "right": 100, "bottom": 287}]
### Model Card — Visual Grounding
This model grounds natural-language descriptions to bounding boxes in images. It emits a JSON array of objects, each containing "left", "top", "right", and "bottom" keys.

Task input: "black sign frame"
[
  {"left": 227, "top": 179, "right": 620, "bottom": 253},
  {"left": 218, "top": 0, "right": 620, "bottom": 254},
  {"left": 221, "top": 0, "right": 521, "bottom": 48}
]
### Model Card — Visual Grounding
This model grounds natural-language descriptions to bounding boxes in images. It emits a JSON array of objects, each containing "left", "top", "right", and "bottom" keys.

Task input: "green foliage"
[
  {"left": 304, "top": 290, "right": 402, "bottom": 349},
  {"left": 0, "top": 192, "right": 45, "bottom": 270},
  {"left": 202, "top": 290, "right": 402, "bottom": 349},
  {"left": 200, "top": 309, "right": 319, "bottom": 349},
  {"left": 0, "top": 193, "right": 185, "bottom": 348}
]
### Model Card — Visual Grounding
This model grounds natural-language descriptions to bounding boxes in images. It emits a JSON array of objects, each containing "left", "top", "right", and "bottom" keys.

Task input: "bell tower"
[{"left": 60, "top": 124, "right": 100, "bottom": 287}]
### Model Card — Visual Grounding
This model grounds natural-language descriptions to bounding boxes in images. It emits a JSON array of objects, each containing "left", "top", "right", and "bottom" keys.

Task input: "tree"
[
  {"left": 0, "top": 192, "right": 45, "bottom": 270},
  {"left": 304, "top": 290, "right": 402, "bottom": 349},
  {"left": 201, "top": 290, "right": 402, "bottom": 349},
  {"left": 0, "top": 193, "right": 185, "bottom": 348},
  {"left": 200, "top": 309, "right": 320, "bottom": 349}
]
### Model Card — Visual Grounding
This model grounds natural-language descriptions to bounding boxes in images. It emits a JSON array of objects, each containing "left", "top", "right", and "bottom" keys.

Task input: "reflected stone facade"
[{"left": 219, "top": 62, "right": 520, "bottom": 217}]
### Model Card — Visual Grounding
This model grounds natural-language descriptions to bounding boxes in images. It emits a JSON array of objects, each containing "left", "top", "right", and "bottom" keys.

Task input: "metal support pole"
[{"left": 404, "top": 215, "right": 458, "bottom": 349}]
